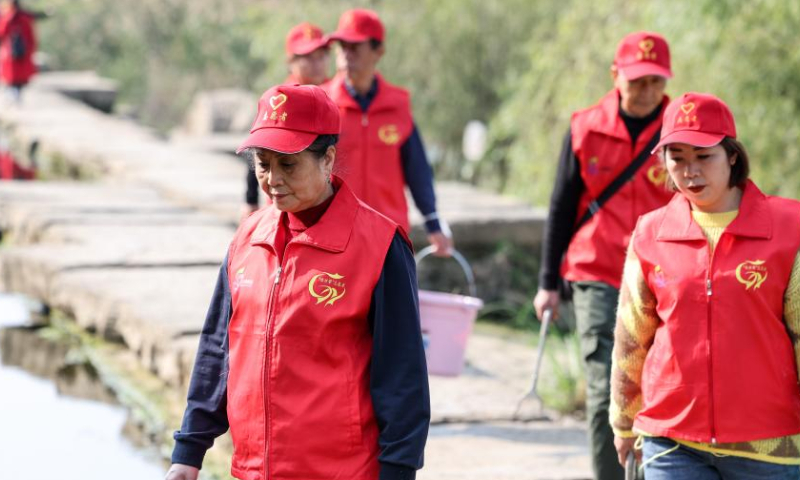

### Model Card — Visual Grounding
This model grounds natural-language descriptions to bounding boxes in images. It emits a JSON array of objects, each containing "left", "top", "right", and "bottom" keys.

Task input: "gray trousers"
[{"left": 572, "top": 281, "right": 624, "bottom": 480}]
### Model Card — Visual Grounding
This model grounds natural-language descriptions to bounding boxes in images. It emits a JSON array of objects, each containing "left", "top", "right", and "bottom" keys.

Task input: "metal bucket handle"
[{"left": 414, "top": 246, "right": 478, "bottom": 298}]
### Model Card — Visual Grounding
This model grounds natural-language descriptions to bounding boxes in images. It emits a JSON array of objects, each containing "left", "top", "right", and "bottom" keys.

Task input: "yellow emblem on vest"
[
  {"left": 308, "top": 272, "right": 346, "bottom": 306},
  {"left": 735, "top": 260, "right": 768, "bottom": 291},
  {"left": 647, "top": 164, "right": 668, "bottom": 186},
  {"left": 378, "top": 124, "right": 400, "bottom": 145}
]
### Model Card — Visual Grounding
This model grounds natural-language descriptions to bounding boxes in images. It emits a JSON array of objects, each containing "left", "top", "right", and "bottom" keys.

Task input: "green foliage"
[
  {"left": 28, "top": 0, "right": 800, "bottom": 198},
  {"left": 486, "top": 0, "right": 800, "bottom": 203}
]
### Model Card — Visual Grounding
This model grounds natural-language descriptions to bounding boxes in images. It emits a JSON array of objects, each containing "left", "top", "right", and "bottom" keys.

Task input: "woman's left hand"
[
  {"left": 427, "top": 231, "right": 454, "bottom": 257},
  {"left": 614, "top": 435, "right": 641, "bottom": 466}
]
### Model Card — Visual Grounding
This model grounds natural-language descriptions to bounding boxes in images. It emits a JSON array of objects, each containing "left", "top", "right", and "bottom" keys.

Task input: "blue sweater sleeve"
[
  {"left": 369, "top": 232, "right": 431, "bottom": 480},
  {"left": 400, "top": 124, "right": 441, "bottom": 233},
  {"left": 171, "top": 256, "right": 232, "bottom": 468}
]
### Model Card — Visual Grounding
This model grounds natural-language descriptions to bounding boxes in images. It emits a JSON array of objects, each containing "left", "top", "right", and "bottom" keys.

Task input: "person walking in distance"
[
  {"left": 532, "top": 31, "right": 675, "bottom": 480},
  {"left": 323, "top": 9, "right": 453, "bottom": 256},
  {"left": 241, "top": 22, "right": 331, "bottom": 220}
]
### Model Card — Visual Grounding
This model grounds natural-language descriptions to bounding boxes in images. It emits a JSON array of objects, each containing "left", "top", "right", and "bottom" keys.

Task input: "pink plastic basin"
[{"left": 418, "top": 289, "right": 484, "bottom": 376}]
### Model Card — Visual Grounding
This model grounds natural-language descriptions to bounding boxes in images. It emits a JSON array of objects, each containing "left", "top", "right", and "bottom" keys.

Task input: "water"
[{"left": 0, "top": 293, "right": 167, "bottom": 480}]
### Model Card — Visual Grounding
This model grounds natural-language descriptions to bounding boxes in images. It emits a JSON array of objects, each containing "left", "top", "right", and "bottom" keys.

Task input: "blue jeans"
[{"left": 643, "top": 436, "right": 800, "bottom": 480}]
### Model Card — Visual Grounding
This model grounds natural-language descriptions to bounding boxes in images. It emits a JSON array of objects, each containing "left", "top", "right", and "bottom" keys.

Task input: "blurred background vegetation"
[
  {"left": 24, "top": 0, "right": 800, "bottom": 334},
  {"left": 32, "top": 0, "right": 800, "bottom": 203}
]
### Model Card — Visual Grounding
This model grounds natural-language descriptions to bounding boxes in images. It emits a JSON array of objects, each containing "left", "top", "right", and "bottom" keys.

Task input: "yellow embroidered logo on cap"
[
  {"left": 378, "top": 124, "right": 400, "bottom": 145},
  {"left": 637, "top": 39, "right": 657, "bottom": 61},
  {"left": 264, "top": 94, "right": 289, "bottom": 122},
  {"left": 676, "top": 102, "right": 698, "bottom": 125},
  {"left": 269, "top": 94, "right": 287, "bottom": 110},
  {"left": 309, "top": 272, "right": 346, "bottom": 306},
  {"left": 735, "top": 260, "right": 768, "bottom": 291},
  {"left": 342, "top": 11, "right": 356, "bottom": 29},
  {"left": 303, "top": 24, "right": 315, "bottom": 40}
]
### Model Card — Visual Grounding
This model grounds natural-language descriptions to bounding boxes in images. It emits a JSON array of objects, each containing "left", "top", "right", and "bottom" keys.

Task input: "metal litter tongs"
[
  {"left": 513, "top": 307, "right": 553, "bottom": 420},
  {"left": 625, "top": 451, "right": 637, "bottom": 480}
]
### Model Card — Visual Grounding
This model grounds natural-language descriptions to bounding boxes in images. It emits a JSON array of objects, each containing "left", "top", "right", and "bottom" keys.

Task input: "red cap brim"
[
  {"left": 289, "top": 38, "right": 330, "bottom": 56},
  {"left": 652, "top": 131, "right": 725, "bottom": 153},
  {"left": 236, "top": 128, "right": 318, "bottom": 155},
  {"left": 328, "top": 30, "right": 371, "bottom": 44},
  {"left": 619, "top": 63, "right": 673, "bottom": 80}
]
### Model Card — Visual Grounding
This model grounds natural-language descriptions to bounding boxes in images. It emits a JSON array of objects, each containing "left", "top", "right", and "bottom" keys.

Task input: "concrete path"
[{"left": 0, "top": 73, "right": 591, "bottom": 479}]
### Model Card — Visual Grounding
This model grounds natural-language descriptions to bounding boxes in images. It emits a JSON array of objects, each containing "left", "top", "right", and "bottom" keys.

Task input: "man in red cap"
[
  {"left": 532, "top": 31, "right": 675, "bottom": 480},
  {"left": 323, "top": 8, "right": 452, "bottom": 256},
  {"left": 242, "top": 22, "right": 332, "bottom": 219}
]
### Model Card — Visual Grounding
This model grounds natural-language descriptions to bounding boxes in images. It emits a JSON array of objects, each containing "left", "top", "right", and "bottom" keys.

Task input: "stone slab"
[{"left": 421, "top": 420, "right": 591, "bottom": 480}]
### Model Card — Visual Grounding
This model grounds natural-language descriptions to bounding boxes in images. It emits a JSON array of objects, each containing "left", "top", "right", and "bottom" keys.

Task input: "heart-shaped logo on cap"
[
  {"left": 269, "top": 94, "right": 288, "bottom": 110},
  {"left": 639, "top": 39, "right": 655, "bottom": 53},
  {"left": 680, "top": 102, "right": 695, "bottom": 115}
]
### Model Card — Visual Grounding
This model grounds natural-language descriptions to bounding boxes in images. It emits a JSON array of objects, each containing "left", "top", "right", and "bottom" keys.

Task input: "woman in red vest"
[
  {"left": 0, "top": 0, "right": 37, "bottom": 102},
  {"left": 610, "top": 92, "right": 800, "bottom": 479},
  {"left": 167, "top": 84, "right": 430, "bottom": 480}
]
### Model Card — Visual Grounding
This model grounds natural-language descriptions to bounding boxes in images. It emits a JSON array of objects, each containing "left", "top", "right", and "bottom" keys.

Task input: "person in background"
[
  {"left": 323, "top": 9, "right": 453, "bottom": 256},
  {"left": 611, "top": 92, "right": 800, "bottom": 479},
  {"left": 167, "top": 84, "right": 429, "bottom": 480},
  {"left": 532, "top": 31, "right": 675, "bottom": 480},
  {"left": 0, "top": 0, "right": 38, "bottom": 103},
  {"left": 241, "top": 22, "right": 331, "bottom": 220}
]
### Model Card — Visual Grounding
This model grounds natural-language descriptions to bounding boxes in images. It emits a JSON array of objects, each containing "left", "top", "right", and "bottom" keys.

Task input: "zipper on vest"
[
  {"left": 361, "top": 112, "right": 369, "bottom": 198},
  {"left": 263, "top": 264, "right": 283, "bottom": 479},
  {"left": 706, "top": 241, "right": 718, "bottom": 444}
]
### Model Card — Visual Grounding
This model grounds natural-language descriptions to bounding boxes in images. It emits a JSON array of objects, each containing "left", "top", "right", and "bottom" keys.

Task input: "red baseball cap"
[
  {"left": 236, "top": 84, "right": 340, "bottom": 155},
  {"left": 285, "top": 22, "right": 329, "bottom": 57},
  {"left": 614, "top": 31, "right": 672, "bottom": 80},
  {"left": 328, "top": 9, "right": 385, "bottom": 44},
  {"left": 652, "top": 92, "right": 737, "bottom": 152}
]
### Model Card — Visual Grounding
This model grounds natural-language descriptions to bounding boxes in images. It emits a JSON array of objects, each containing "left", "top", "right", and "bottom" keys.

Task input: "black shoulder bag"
[{"left": 559, "top": 130, "right": 661, "bottom": 300}]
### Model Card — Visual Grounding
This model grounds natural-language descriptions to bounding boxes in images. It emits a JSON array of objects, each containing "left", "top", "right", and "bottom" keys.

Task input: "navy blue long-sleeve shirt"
[{"left": 172, "top": 232, "right": 430, "bottom": 480}]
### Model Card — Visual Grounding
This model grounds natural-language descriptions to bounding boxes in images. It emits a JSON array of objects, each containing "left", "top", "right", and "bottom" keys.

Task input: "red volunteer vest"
[
  {"left": 323, "top": 72, "right": 414, "bottom": 232},
  {"left": 562, "top": 90, "right": 673, "bottom": 288},
  {"left": 633, "top": 181, "right": 800, "bottom": 443},
  {"left": 226, "top": 178, "right": 403, "bottom": 480},
  {"left": 0, "top": 9, "right": 37, "bottom": 85}
]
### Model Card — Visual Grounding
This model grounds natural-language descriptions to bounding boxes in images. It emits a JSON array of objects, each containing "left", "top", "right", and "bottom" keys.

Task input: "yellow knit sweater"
[{"left": 610, "top": 210, "right": 800, "bottom": 464}]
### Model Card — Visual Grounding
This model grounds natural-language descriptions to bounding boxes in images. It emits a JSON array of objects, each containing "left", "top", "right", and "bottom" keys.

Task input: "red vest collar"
[
  {"left": 250, "top": 175, "right": 357, "bottom": 252},
  {"left": 656, "top": 180, "right": 772, "bottom": 242},
  {"left": 588, "top": 90, "right": 670, "bottom": 140},
  {"left": 327, "top": 71, "right": 397, "bottom": 113},
  {"left": 282, "top": 74, "right": 330, "bottom": 86}
]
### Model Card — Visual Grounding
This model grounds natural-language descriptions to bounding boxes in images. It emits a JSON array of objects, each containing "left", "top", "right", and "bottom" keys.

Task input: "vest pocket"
[{"left": 346, "top": 372, "right": 364, "bottom": 450}]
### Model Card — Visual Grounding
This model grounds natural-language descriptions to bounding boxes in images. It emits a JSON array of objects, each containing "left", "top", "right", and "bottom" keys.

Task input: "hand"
[
  {"left": 533, "top": 288, "right": 560, "bottom": 320},
  {"left": 165, "top": 464, "right": 199, "bottom": 480},
  {"left": 240, "top": 203, "right": 259, "bottom": 223},
  {"left": 614, "top": 435, "right": 641, "bottom": 467},
  {"left": 427, "top": 231, "right": 454, "bottom": 257}
]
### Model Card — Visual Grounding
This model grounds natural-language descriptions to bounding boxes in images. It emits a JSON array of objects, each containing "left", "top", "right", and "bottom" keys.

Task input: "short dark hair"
[
  {"left": 720, "top": 137, "right": 750, "bottom": 187},
  {"left": 305, "top": 134, "right": 339, "bottom": 158},
  {"left": 243, "top": 134, "right": 339, "bottom": 169},
  {"left": 369, "top": 38, "right": 382, "bottom": 50},
  {"left": 663, "top": 136, "right": 749, "bottom": 190}
]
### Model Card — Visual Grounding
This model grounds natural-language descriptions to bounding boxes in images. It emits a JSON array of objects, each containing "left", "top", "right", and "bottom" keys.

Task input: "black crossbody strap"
[{"left": 573, "top": 130, "right": 661, "bottom": 233}]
